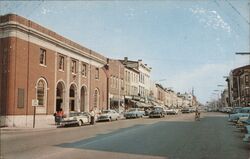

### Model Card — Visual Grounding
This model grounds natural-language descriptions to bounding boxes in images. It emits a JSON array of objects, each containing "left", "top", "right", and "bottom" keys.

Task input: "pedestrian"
[
  {"left": 195, "top": 108, "right": 200, "bottom": 121},
  {"left": 90, "top": 109, "right": 95, "bottom": 125},
  {"left": 55, "top": 108, "right": 64, "bottom": 125}
]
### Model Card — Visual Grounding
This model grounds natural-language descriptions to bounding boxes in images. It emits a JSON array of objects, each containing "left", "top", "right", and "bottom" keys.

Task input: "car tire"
[
  {"left": 109, "top": 117, "right": 112, "bottom": 122},
  {"left": 78, "top": 120, "right": 83, "bottom": 126}
]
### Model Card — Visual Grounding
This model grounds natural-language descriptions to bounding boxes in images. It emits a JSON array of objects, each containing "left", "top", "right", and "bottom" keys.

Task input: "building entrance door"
[
  {"left": 56, "top": 82, "right": 65, "bottom": 111},
  {"left": 69, "top": 84, "right": 77, "bottom": 111}
]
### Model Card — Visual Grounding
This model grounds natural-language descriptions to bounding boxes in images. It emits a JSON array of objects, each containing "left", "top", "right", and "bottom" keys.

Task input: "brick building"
[
  {"left": 108, "top": 59, "right": 125, "bottom": 111},
  {"left": 227, "top": 65, "right": 250, "bottom": 107},
  {"left": 0, "top": 14, "right": 108, "bottom": 127}
]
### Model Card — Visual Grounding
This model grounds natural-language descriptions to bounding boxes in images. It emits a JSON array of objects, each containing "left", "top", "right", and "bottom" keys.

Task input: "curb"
[{"left": 1, "top": 126, "right": 58, "bottom": 134}]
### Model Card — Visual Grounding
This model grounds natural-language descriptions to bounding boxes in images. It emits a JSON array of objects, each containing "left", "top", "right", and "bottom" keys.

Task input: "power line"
[{"left": 225, "top": 0, "right": 250, "bottom": 26}]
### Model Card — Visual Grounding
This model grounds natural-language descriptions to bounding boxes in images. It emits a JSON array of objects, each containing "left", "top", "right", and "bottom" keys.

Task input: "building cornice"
[{"left": 0, "top": 20, "right": 107, "bottom": 65}]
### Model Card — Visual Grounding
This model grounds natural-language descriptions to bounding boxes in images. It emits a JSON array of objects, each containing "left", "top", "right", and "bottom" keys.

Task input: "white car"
[
  {"left": 98, "top": 109, "right": 120, "bottom": 121},
  {"left": 243, "top": 125, "right": 250, "bottom": 142},
  {"left": 124, "top": 108, "right": 144, "bottom": 119},
  {"left": 228, "top": 107, "right": 250, "bottom": 122},
  {"left": 60, "top": 112, "right": 91, "bottom": 127},
  {"left": 166, "top": 108, "right": 178, "bottom": 115}
]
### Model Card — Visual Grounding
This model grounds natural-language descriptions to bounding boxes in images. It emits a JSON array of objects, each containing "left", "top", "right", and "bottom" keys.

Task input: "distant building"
[
  {"left": 122, "top": 57, "right": 152, "bottom": 108},
  {"left": 226, "top": 65, "right": 250, "bottom": 107},
  {"left": 220, "top": 89, "right": 229, "bottom": 107},
  {"left": 155, "top": 84, "right": 165, "bottom": 105}
]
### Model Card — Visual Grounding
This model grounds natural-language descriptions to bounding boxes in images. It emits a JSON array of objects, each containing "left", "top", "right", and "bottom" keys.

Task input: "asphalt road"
[{"left": 1, "top": 113, "right": 249, "bottom": 159}]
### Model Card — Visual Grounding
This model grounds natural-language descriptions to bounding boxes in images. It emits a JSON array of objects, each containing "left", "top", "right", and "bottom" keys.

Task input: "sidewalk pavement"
[{"left": 0, "top": 123, "right": 58, "bottom": 134}]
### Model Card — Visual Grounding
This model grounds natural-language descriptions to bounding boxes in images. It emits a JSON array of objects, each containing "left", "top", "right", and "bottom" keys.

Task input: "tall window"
[
  {"left": 71, "top": 60, "right": 76, "bottom": 74},
  {"left": 246, "top": 75, "right": 249, "bottom": 83},
  {"left": 95, "top": 68, "right": 99, "bottom": 79},
  {"left": 40, "top": 49, "right": 46, "bottom": 65},
  {"left": 37, "top": 79, "right": 46, "bottom": 106},
  {"left": 82, "top": 63, "right": 87, "bottom": 76},
  {"left": 17, "top": 88, "right": 25, "bottom": 108},
  {"left": 111, "top": 76, "right": 114, "bottom": 88},
  {"left": 246, "top": 89, "right": 249, "bottom": 96},
  {"left": 94, "top": 89, "right": 99, "bottom": 108},
  {"left": 59, "top": 55, "right": 64, "bottom": 71}
]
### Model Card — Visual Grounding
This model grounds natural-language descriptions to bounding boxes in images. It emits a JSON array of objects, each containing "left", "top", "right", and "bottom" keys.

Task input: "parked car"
[
  {"left": 60, "top": 112, "right": 91, "bottom": 127},
  {"left": 124, "top": 108, "right": 144, "bottom": 119},
  {"left": 149, "top": 106, "right": 165, "bottom": 118},
  {"left": 243, "top": 125, "right": 250, "bottom": 142},
  {"left": 229, "top": 107, "right": 242, "bottom": 114},
  {"left": 97, "top": 109, "right": 119, "bottom": 122},
  {"left": 181, "top": 108, "right": 190, "bottom": 113},
  {"left": 222, "top": 107, "right": 233, "bottom": 113},
  {"left": 166, "top": 108, "right": 178, "bottom": 115},
  {"left": 228, "top": 107, "right": 250, "bottom": 122},
  {"left": 144, "top": 108, "right": 153, "bottom": 116},
  {"left": 236, "top": 116, "right": 250, "bottom": 129}
]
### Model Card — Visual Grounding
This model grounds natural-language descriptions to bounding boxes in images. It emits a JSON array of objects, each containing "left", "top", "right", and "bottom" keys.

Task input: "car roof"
[{"left": 242, "top": 107, "right": 250, "bottom": 110}]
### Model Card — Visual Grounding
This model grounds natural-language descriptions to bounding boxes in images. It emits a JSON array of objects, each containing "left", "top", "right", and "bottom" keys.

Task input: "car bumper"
[
  {"left": 60, "top": 120, "right": 78, "bottom": 126},
  {"left": 98, "top": 116, "right": 110, "bottom": 121},
  {"left": 124, "top": 114, "right": 137, "bottom": 118},
  {"left": 149, "top": 114, "right": 162, "bottom": 117},
  {"left": 243, "top": 134, "right": 250, "bottom": 142}
]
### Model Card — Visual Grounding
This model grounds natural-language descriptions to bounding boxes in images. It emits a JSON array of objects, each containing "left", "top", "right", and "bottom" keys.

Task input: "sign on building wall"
[{"left": 32, "top": 99, "right": 39, "bottom": 107}]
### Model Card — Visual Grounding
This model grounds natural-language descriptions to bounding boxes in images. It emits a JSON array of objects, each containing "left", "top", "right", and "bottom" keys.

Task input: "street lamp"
[
  {"left": 217, "top": 85, "right": 226, "bottom": 87},
  {"left": 235, "top": 52, "right": 250, "bottom": 64}
]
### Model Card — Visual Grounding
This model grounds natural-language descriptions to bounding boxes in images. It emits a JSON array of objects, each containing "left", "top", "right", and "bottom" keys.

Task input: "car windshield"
[
  {"left": 128, "top": 109, "right": 137, "bottom": 112},
  {"left": 153, "top": 107, "right": 162, "bottom": 111},
  {"left": 233, "top": 108, "right": 242, "bottom": 113},
  {"left": 80, "top": 112, "right": 88, "bottom": 116},
  {"left": 240, "top": 108, "right": 250, "bottom": 113},
  {"left": 103, "top": 110, "right": 111, "bottom": 114},
  {"left": 69, "top": 112, "right": 78, "bottom": 117}
]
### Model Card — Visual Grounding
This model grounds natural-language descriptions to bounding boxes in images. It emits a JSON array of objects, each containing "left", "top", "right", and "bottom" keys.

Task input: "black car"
[{"left": 149, "top": 106, "right": 165, "bottom": 118}]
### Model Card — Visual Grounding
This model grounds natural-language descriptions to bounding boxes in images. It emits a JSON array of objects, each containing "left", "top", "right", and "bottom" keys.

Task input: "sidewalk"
[{"left": 0, "top": 122, "right": 58, "bottom": 134}]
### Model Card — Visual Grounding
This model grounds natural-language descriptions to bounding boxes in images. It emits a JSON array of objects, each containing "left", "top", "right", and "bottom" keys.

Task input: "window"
[
  {"left": 125, "top": 71, "right": 128, "bottom": 82},
  {"left": 111, "top": 76, "right": 114, "bottom": 88},
  {"left": 37, "top": 80, "right": 46, "bottom": 106},
  {"left": 246, "top": 89, "right": 249, "bottom": 96},
  {"left": 246, "top": 75, "right": 249, "bottom": 83},
  {"left": 17, "top": 88, "right": 24, "bottom": 108},
  {"left": 94, "top": 89, "right": 99, "bottom": 108},
  {"left": 95, "top": 68, "right": 99, "bottom": 79},
  {"left": 81, "top": 63, "right": 87, "bottom": 76},
  {"left": 128, "top": 72, "right": 130, "bottom": 82},
  {"left": 71, "top": 60, "right": 76, "bottom": 74},
  {"left": 40, "top": 49, "right": 46, "bottom": 65},
  {"left": 58, "top": 55, "right": 64, "bottom": 71}
]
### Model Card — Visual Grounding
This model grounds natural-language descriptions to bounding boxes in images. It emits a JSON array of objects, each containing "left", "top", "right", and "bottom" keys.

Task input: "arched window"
[
  {"left": 36, "top": 79, "right": 47, "bottom": 106},
  {"left": 94, "top": 89, "right": 100, "bottom": 108}
]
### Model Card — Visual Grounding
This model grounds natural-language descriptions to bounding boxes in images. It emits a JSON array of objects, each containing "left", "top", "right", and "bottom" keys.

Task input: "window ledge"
[{"left": 39, "top": 64, "right": 47, "bottom": 67}]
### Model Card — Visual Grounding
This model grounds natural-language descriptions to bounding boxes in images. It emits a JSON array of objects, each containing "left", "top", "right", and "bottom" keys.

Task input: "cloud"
[
  {"left": 166, "top": 63, "right": 232, "bottom": 103},
  {"left": 41, "top": 7, "right": 51, "bottom": 15},
  {"left": 189, "top": 7, "right": 231, "bottom": 34}
]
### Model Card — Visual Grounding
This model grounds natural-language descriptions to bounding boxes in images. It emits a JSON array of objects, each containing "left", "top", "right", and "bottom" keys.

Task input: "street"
[{"left": 1, "top": 112, "right": 249, "bottom": 159}]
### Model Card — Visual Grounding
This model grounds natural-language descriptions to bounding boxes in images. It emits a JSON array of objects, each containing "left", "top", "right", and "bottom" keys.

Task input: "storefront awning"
[{"left": 136, "top": 101, "right": 153, "bottom": 108}]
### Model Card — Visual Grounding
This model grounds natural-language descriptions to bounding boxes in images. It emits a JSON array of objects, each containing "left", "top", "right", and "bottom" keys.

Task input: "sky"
[{"left": 1, "top": 0, "right": 249, "bottom": 104}]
